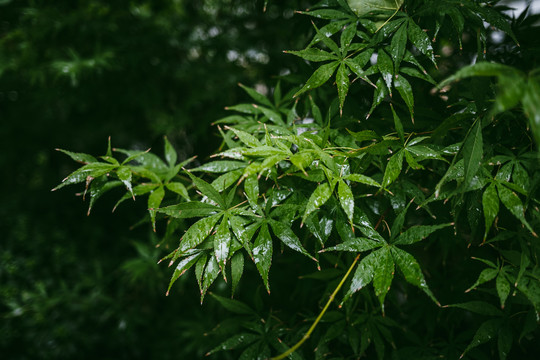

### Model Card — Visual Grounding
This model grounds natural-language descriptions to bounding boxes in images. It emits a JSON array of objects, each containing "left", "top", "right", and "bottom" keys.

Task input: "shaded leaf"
[
  {"left": 391, "top": 246, "right": 438, "bottom": 304},
  {"left": 303, "top": 182, "right": 334, "bottom": 223},
  {"left": 294, "top": 61, "right": 339, "bottom": 98},
  {"left": 253, "top": 223, "right": 273, "bottom": 293},
  {"left": 393, "top": 223, "right": 451, "bottom": 245}
]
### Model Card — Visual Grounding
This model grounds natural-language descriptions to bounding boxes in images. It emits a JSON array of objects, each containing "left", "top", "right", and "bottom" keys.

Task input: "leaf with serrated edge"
[
  {"left": 253, "top": 223, "right": 273, "bottom": 293},
  {"left": 179, "top": 214, "right": 221, "bottom": 253},
  {"left": 338, "top": 179, "right": 355, "bottom": 223},
  {"left": 344, "top": 173, "right": 381, "bottom": 187},
  {"left": 337, "top": 63, "right": 350, "bottom": 111},
  {"left": 214, "top": 216, "right": 231, "bottom": 271},
  {"left": 230, "top": 251, "right": 244, "bottom": 297},
  {"left": 382, "top": 150, "right": 404, "bottom": 188},
  {"left": 482, "top": 183, "right": 499, "bottom": 240},
  {"left": 269, "top": 219, "right": 312, "bottom": 259},
  {"left": 496, "top": 182, "right": 535, "bottom": 235},
  {"left": 462, "top": 121, "right": 483, "bottom": 189},
  {"left": 148, "top": 185, "right": 165, "bottom": 231},
  {"left": 393, "top": 223, "right": 451, "bottom": 245},
  {"left": 391, "top": 246, "right": 438, "bottom": 304},
  {"left": 185, "top": 171, "right": 225, "bottom": 208},
  {"left": 294, "top": 61, "right": 339, "bottom": 98},
  {"left": 303, "top": 182, "right": 334, "bottom": 223},
  {"left": 465, "top": 268, "right": 498, "bottom": 292},
  {"left": 343, "top": 251, "right": 377, "bottom": 302},
  {"left": 166, "top": 252, "right": 202, "bottom": 295},
  {"left": 372, "top": 246, "right": 394, "bottom": 309}
]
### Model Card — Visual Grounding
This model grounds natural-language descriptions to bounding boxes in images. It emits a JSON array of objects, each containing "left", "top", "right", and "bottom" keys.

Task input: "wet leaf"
[
  {"left": 210, "top": 293, "right": 254, "bottom": 315},
  {"left": 201, "top": 256, "right": 221, "bottom": 301},
  {"left": 253, "top": 224, "right": 272, "bottom": 293},
  {"left": 407, "top": 19, "right": 435, "bottom": 65},
  {"left": 230, "top": 251, "right": 244, "bottom": 297},
  {"left": 393, "top": 223, "right": 451, "bottom": 245},
  {"left": 53, "top": 162, "right": 117, "bottom": 191},
  {"left": 206, "top": 333, "right": 259, "bottom": 355},
  {"left": 344, "top": 173, "right": 381, "bottom": 187},
  {"left": 226, "top": 126, "right": 262, "bottom": 148},
  {"left": 56, "top": 148, "right": 97, "bottom": 164},
  {"left": 185, "top": 171, "right": 225, "bottom": 208},
  {"left": 238, "top": 83, "right": 273, "bottom": 107},
  {"left": 338, "top": 179, "right": 355, "bottom": 223},
  {"left": 466, "top": 268, "right": 498, "bottom": 292},
  {"left": 164, "top": 136, "right": 177, "bottom": 167},
  {"left": 347, "top": 0, "right": 403, "bottom": 16},
  {"left": 214, "top": 215, "right": 231, "bottom": 270},
  {"left": 343, "top": 251, "right": 377, "bottom": 302},
  {"left": 191, "top": 160, "right": 246, "bottom": 173},
  {"left": 496, "top": 273, "right": 510, "bottom": 309},
  {"left": 462, "top": 121, "right": 483, "bottom": 189},
  {"left": 179, "top": 214, "right": 221, "bottom": 252},
  {"left": 117, "top": 166, "right": 133, "bottom": 197},
  {"left": 166, "top": 252, "right": 202, "bottom": 295},
  {"left": 303, "top": 182, "right": 334, "bottom": 223},
  {"left": 461, "top": 319, "right": 501, "bottom": 358},
  {"left": 148, "top": 185, "right": 165, "bottom": 231},
  {"left": 482, "top": 183, "right": 499, "bottom": 240},
  {"left": 285, "top": 48, "right": 338, "bottom": 62},
  {"left": 391, "top": 246, "right": 438, "bottom": 304},
  {"left": 390, "top": 22, "right": 407, "bottom": 71},
  {"left": 294, "top": 61, "right": 339, "bottom": 98},
  {"left": 391, "top": 104, "right": 404, "bottom": 143},
  {"left": 157, "top": 201, "right": 219, "bottom": 219},
  {"left": 269, "top": 219, "right": 312, "bottom": 259},
  {"left": 337, "top": 63, "right": 350, "bottom": 111},
  {"left": 394, "top": 74, "right": 414, "bottom": 120},
  {"left": 498, "top": 324, "right": 513, "bottom": 360},
  {"left": 165, "top": 182, "right": 190, "bottom": 201},
  {"left": 324, "top": 237, "right": 381, "bottom": 252},
  {"left": 382, "top": 150, "right": 404, "bottom": 188},
  {"left": 372, "top": 246, "right": 394, "bottom": 307},
  {"left": 377, "top": 49, "right": 393, "bottom": 94},
  {"left": 496, "top": 183, "right": 535, "bottom": 235},
  {"left": 368, "top": 78, "right": 388, "bottom": 118},
  {"left": 447, "top": 301, "right": 502, "bottom": 316}
]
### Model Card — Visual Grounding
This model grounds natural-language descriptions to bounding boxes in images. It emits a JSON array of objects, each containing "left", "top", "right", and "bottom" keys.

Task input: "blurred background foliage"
[
  {"left": 2, "top": 0, "right": 540, "bottom": 359},
  {"left": 0, "top": 0, "right": 313, "bottom": 358}
]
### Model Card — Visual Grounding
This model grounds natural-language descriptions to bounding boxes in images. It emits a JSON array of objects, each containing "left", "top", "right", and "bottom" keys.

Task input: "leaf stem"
[{"left": 270, "top": 254, "right": 361, "bottom": 360}]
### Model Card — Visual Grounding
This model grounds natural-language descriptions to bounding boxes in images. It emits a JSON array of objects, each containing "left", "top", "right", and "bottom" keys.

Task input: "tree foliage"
[{"left": 33, "top": 0, "right": 540, "bottom": 358}]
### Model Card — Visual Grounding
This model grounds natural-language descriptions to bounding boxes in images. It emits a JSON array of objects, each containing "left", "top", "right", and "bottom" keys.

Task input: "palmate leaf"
[{"left": 166, "top": 251, "right": 203, "bottom": 296}]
